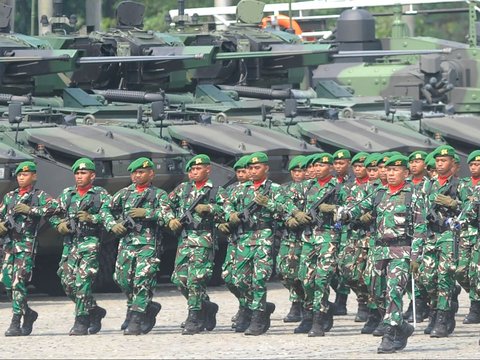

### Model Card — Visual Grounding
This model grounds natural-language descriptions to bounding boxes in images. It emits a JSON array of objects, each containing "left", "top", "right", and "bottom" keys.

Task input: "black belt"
[{"left": 375, "top": 237, "right": 411, "bottom": 247}]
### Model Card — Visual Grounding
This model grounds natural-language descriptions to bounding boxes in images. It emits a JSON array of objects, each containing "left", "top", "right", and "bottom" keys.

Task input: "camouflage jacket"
[
  {"left": 349, "top": 183, "right": 426, "bottom": 261},
  {"left": 408, "top": 176, "right": 429, "bottom": 190},
  {"left": 50, "top": 186, "right": 112, "bottom": 243},
  {"left": 280, "top": 180, "right": 304, "bottom": 243},
  {"left": 169, "top": 179, "right": 229, "bottom": 247},
  {"left": 457, "top": 183, "right": 480, "bottom": 230},
  {"left": 101, "top": 183, "right": 174, "bottom": 246},
  {"left": 457, "top": 177, "right": 478, "bottom": 241},
  {"left": 0, "top": 187, "right": 55, "bottom": 253},
  {"left": 228, "top": 178, "right": 285, "bottom": 247}
]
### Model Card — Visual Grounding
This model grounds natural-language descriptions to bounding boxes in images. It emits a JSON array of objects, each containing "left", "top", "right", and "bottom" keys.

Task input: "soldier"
[
  {"left": 419, "top": 145, "right": 461, "bottom": 337},
  {"left": 344, "top": 155, "right": 426, "bottom": 353},
  {"left": 288, "top": 153, "right": 346, "bottom": 337},
  {"left": 101, "top": 157, "right": 173, "bottom": 335},
  {"left": 227, "top": 152, "right": 284, "bottom": 336},
  {"left": 168, "top": 154, "right": 228, "bottom": 335},
  {"left": 425, "top": 152, "right": 437, "bottom": 179},
  {"left": 333, "top": 149, "right": 351, "bottom": 184},
  {"left": 50, "top": 158, "right": 111, "bottom": 335},
  {"left": 277, "top": 155, "right": 306, "bottom": 323},
  {"left": 409, "top": 151, "right": 429, "bottom": 187},
  {"left": 304, "top": 155, "right": 316, "bottom": 180},
  {"left": 0, "top": 161, "right": 55, "bottom": 336}
]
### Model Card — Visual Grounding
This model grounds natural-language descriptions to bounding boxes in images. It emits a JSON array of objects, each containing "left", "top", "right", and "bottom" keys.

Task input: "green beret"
[
  {"left": 312, "top": 153, "right": 333, "bottom": 165},
  {"left": 467, "top": 150, "right": 480, "bottom": 163},
  {"left": 185, "top": 154, "right": 211, "bottom": 171},
  {"left": 434, "top": 145, "right": 456, "bottom": 158},
  {"left": 333, "top": 149, "right": 351, "bottom": 160},
  {"left": 409, "top": 151, "right": 428, "bottom": 162},
  {"left": 129, "top": 157, "right": 154, "bottom": 173},
  {"left": 303, "top": 154, "right": 316, "bottom": 167},
  {"left": 288, "top": 155, "right": 306, "bottom": 171},
  {"left": 15, "top": 161, "right": 36, "bottom": 175},
  {"left": 454, "top": 154, "right": 460, "bottom": 164},
  {"left": 385, "top": 154, "right": 409, "bottom": 167},
  {"left": 247, "top": 152, "right": 268, "bottom": 165},
  {"left": 364, "top": 153, "right": 382, "bottom": 168},
  {"left": 351, "top": 152, "right": 369, "bottom": 165},
  {"left": 233, "top": 155, "right": 250, "bottom": 170},
  {"left": 425, "top": 153, "right": 436, "bottom": 169},
  {"left": 71, "top": 158, "right": 95, "bottom": 173}
]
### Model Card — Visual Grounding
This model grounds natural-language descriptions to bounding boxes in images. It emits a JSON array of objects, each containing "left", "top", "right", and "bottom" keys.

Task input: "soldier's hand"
[
  {"left": 57, "top": 221, "right": 70, "bottom": 235},
  {"left": 129, "top": 208, "right": 147, "bottom": 218},
  {"left": 218, "top": 223, "right": 230, "bottom": 234},
  {"left": 0, "top": 222, "right": 7, "bottom": 236},
  {"left": 77, "top": 210, "right": 93, "bottom": 223},
  {"left": 194, "top": 204, "right": 211, "bottom": 216},
  {"left": 229, "top": 212, "right": 241, "bottom": 225},
  {"left": 168, "top": 218, "right": 182, "bottom": 232},
  {"left": 111, "top": 223, "right": 127, "bottom": 236},
  {"left": 359, "top": 212, "right": 373, "bottom": 224},
  {"left": 318, "top": 203, "right": 336, "bottom": 213},
  {"left": 410, "top": 260, "right": 420, "bottom": 274},
  {"left": 293, "top": 211, "right": 312, "bottom": 225},
  {"left": 14, "top": 203, "right": 31, "bottom": 215},
  {"left": 286, "top": 217, "right": 299, "bottom": 229},
  {"left": 434, "top": 194, "right": 458, "bottom": 208},
  {"left": 253, "top": 193, "right": 269, "bottom": 207}
]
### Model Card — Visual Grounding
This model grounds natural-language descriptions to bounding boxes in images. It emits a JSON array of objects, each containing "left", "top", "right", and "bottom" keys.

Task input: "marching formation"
[{"left": 1, "top": 146, "right": 480, "bottom": 353}]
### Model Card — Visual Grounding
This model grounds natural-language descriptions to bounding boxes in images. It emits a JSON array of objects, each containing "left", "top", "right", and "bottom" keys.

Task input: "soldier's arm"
[
  {"left": 154, "top": 189, "right": 175, "bottom": 226},
  {"left": 168, "top": 183, "right": 184, "bottom": 217},
  {"left": 0, "top": 193, "right": 11, "bottom": 220},
  {"left": 90, "top": 190, "right": 112, "bottom": 225},
  {"left": 49, "top": 190, "right": 68, "bottom": 228},
  {"left": 210, "top": 186, "right": 231, "bottom": 223},
  {"left": 29, "top": 191, "right": 57, "bottom": 218},
  {"left": 411, "top": 192, "right": 427, "bottom": 261},
  {"left": 348, "top": 191, "right": 374, "bottom": 220},
  {"left": 99, "top": 189, "right": 124, "bottom": 231}
]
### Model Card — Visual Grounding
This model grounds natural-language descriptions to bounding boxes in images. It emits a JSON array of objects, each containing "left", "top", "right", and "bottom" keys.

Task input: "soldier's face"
[
  {"left": 469, "top": 161, "right": 480, "bottom": 178},
  {"left": 427, "top": 168, "right": 437, "bottom": 178},
  {"left": 189, "top": 164, "right": 210, "bottom": 182},
  {"left": 386, "top": 166, "right": 408, "bottom": 186},
  {"left": 290, "top": 168, "right": 305, "bottom": 182},
  {"left": 333, "top": 159, "right": 350, "bottom": 177},
  {"left": 75, "top": 170, "right": 95, "bottom": 188},
  {"left": 409, "top": 159, "right": 426, "bottom": 176},
  {"left": 352, "top": 163, "right": 367, "bottom": 179},
  {"left": 248, "top": 163, "right": 269, "bottom": 181},
  {"left": 314, "top": 162, "right": 331, "bottom": 179},
  {"left": 133, "top": 168, "right": 154, "bottom": 186},
  {"left": 305, "top": 164, "right": 315, "bottom": 179},
  {"left": 435, "top": 156, "right": 454, "bottom": 176},
  {"left": 378, "top": 163, "right": 387, "bottom": 180},
  {"left": 16, "top": 171, "right": 36, "bottom": 188},
  {"left": 235, "top": 168, "right": 249, "bottom": 183},
  {"left": 367, "top": 167, "right": 379, "bottom": 181}
]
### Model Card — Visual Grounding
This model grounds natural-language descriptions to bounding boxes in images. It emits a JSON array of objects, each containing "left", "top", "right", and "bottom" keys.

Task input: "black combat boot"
[
  {"left": 88, "top": 305, "right": 107, "bottom": 335},
  {"left": 235, "top": 307, "right": 252, "bottom": 333},
  {"left": 403, "top": 301, "right": 413, "bottom": 321},
  {"left": 120, "top": 308, "right": 132, "bottom": 330},
  {"left": 424, "top": 309, "right": 437, "bottom": 335},
  {"left": 204, "top": 300, "right": 219, "bottom": 331},
  {"left": 414, "top": 298, "right": 428, "bottom": 323},
  {"left": 182, "top": 310, "right": 204, "bottom": 335},
  {"left": 69, "top": 315, "right": 89, "bottom": 336},
  {"left": 231, "top": 306, "right": 241, "bottom": 328},
  {"left": 451, "top": 285, "right": 461, "bottom": 314},
  {"left": 244, "top": 310, "right": 266, "bottom": 336},
  {"left": 430, "top": 310, "right": 448, "bottom": 338},
  {"left": 283, "top": 301, "right": 302, "bottom": 322},
  {"left": 463, "top": 301, "right": 480, "bottom": 324},
  {"left": 294, "top": 309, "right": 313, "bottom": 334},
  {"left": 21, "top": 307, "right": 38, "bottom": 336},
  {"left": 322, "top": 304, "right": 334, "bottom": 332},
  {"left": 377, "top": 325, "right": 397, "bottom": 354},
  {"left": 5, "top": 314, "right": 22, "bottom": 337},
  {"left": 124, "top": 311, "right": 144, "bottom": 336},
  {"left": 308, "top": 312, "right": 325, "bottom": 337},
  {"left": 141, "top": 301, "right": 161, "bottom": 334},
  {"left": 263, "top": 302, "right": 276, "bottom": 332},
  {"left": 333, "top": 294, "right": 348, "bottom": 316},
  {"left": 373, "top": 322, "right": 387, "bottom": 337},
  {"left": 355, "top": 302, "right": 369, "bottom": 322},
  {"left": 447, "top": 309, "right": 456, "bottom": 335},
  {"left": 393, "top": 321, "right": 415, "bottom": 351},
  {"left": 361, "top": 309, "right": 382, "bottom": 334}
]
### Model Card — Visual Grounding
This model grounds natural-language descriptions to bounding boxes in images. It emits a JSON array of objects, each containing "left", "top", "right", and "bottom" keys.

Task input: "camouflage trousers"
[
  {"left": 232, "top": 243, "right": 273, "bottom": 311},
  {"left": 114, "top": 242, "right": 160, "bottom": 313},
  {"left": 298, "top": 238, "right": 337, "bottom": 313},
  {"left": 455, "top": 234, "right": 476, "bottom": 298},
  {"left": 171, "top": 244, "right": 214, "bottom": 311},
  {"left": 276, "top": 240, "right": 303, "bottom": 303},
  {"left": 330, "top": 230, "right": 351, "bottom": 296},
  {"left": 1, "top": 247, "right": 33, "bottom": 315},
  {"left": 57, "top": 238, "right": 99, "bottom": 316},
  {"left": 341, "top": 239, "right": 370, "bottom": 305},
  {"left": 418, "top": 232, "right": 456, "bottom": 311},
  {"left": 371, "top": 258, "right": 409, "bottom": 326},
  {"left": 222, "top": 242, "right": 245, "bottom": 306},
  {"left": 468, "top": 240, "right": 480, "bottom": 302}
]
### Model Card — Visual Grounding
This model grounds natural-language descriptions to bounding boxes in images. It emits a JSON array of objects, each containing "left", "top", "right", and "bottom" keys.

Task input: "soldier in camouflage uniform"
[
  {"left": 304, "top": 154, "right": 316, "bottom": 180},
  {"left": 287, "top": 153, "right": 347, "bottom": 337},
  {"left": 419, "top": 145, "right": 461, "bottom": 338},
  {"left": 100, "top": 157, "right": 174, "bottom": 335},
  {"left": 50, "top": 158, "right": 111, "bottom": 335},
  {"left": 277, "top": 155, "right": 306, "bottom": 323},
  {"left": 168, "top": 154, "right": 228, "bottom": 335},
  {"left": 425, "top": 152, "right": 437, "bottom": 179},
  {"left": 345, "top": 155, "right": 425, "bottom": 353},
  {"left": 0, "top": 161, "right": 55, "bottom": 336},
  {"left": 227, "top": 152, "right": 285, "bottom": 336}
]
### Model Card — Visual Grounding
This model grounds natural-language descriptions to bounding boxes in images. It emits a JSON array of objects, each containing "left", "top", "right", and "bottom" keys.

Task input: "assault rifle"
[
  {"left": 121, "top": 188, "right": 154, "bottom": 233},
  {"left": 304, "top": 187, "right": 336, "bottom": 236},
  {"left": 426, "top": 180, "right": 457, "bottom": 228},
  {"left": 178, "top": 187, "right": 212, "bottom": 230}
]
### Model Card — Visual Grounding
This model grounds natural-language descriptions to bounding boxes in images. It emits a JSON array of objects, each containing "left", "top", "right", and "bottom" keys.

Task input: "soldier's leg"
[
  {"left": 298, "top": 242, "right": 316, "bottom": 312},
  {"left": 383, "top": 259, "right": 409, "bottom": 326},
  {"left": 456, "top": 234, "right": 474, "bottom": 294},
  {"left": 73, "top": 240, "right": 100, "bottom": 316},
  {"left": 114, "top": 244, "right": 136, "bottom": 308},
  {"left": 171, "top": 243, "right": 190, "bottom": 300},
  {"left": 313, "top": 241, "right": 337, "bottom": 314},
  {"left": 436, "top": 237, "right": 456, "bottom": 312},
  {"left": 222, "top": 242, "right": 243, "bottom": 302},
  {"left": 186, "top": 246, "right": 214, "bottom": 311},
  {"left": 232, "top": 243, "right": 254, "bottom": 308},
  {"left": 130, "top": 245, "right": 160, "bottom": 313},
  {"left": 352, "top": 245, "right": 370, "bottom": 321},
  {"left": 1, "top": 248, "right": 14, "bottom": 303},
  {"left": 57, "top": 244, "right": 77, "bottom": 303},
  {"left": 419, "top": 248, "right": 439, "bottom": 309},
  {"left": 11, "top": 252, "right": 34, "bottom": 316},
  {"left": 250, "top": 244, "right": 273, "bottom": 312}
]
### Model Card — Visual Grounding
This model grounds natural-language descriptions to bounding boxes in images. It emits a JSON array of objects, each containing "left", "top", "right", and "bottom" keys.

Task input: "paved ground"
[{"left": 0, "top": 281, "right": 479, "bottom": 359}]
